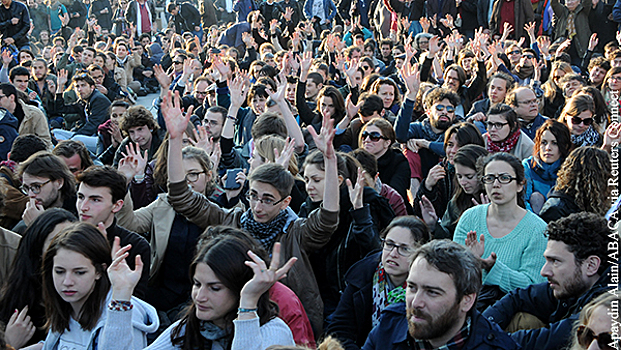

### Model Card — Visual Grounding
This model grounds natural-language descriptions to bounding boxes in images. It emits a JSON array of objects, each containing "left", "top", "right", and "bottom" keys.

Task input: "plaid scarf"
[
  {"left": 567, "top": 12, "right": 576, "bottom": 38},
  {"left": 240, "top": 208, "right": 289, "bottom": 251},
  {"left": 371, "top": 262, "right": 407, "bottom": 327},
  {"left": 486, "top": 129, "right": 521, "bottom": 153},
  {"left": 571, "top": 125, "right": 600, "bottom": 147},
  {"left": 413, "top": 316, "right": 471, "bottom": 350}
]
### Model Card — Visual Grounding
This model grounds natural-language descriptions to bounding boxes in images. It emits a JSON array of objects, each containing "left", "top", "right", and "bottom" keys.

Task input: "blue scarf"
[{"left": 532, "top": 157, "right": 562, "bottom": 183}]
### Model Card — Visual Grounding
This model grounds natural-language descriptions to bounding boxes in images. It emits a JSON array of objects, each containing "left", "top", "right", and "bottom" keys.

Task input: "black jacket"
[
  {"left": 89, "top": 0, "right": 113, "bottom": 30},
  {"left": 0, "top": 1, "right": 31, "bottom": 48},
  {"left": 414, "top": 159, "right": 454, "bottom": 219},
  {"left": 171, "top": 2, "right": 201, "bottom": 34},
  {"left": 483, "top": 266, "right": 614, "bottom": 350},
  {"left": 67, "top": 0, "right": 87, "bottom": 28},
  {"left": 538, "top": 190, "right": 580, "bottom": 223},
  {"left": 55, "top": 88, "right": 112, "bottom": 136},
  {"left": 377, "top": 147, "right": 412, "bottom": 214}
]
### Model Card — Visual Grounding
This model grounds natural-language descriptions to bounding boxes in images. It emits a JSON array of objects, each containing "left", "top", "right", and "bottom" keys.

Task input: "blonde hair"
[
  {"left": 568, "top": 293, "right": 620, "bottom": 350},
  {"left": 254, "top": 135, "right": 300, "bottom": 177},
  {"left": 543, "top": 61, "right": 573, "bottom": 100}
]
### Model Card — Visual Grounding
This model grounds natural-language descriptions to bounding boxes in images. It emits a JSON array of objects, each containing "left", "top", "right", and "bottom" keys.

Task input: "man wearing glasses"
[{"left": 506, "top": 87, "right": 548, "bottom": 140}]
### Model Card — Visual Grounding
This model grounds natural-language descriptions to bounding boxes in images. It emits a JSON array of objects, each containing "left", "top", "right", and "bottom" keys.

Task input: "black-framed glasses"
[
  {"left": 435, "top": 104, "right": 455, "bottom": 113},
  {"left": 577, "top": 325, "right": 619, "bottom": 350},
  {"left": 381, "top": 239, "right": 415, "bottom": 257},
  {"left": 487, "top": 121, "right": 508, "bottom": 130},
  {"left": 361, "top": 131, "right": 387, "bottom": 142},
  {"left": 523, "top": 54, "right": 534, "bottom": 59},
  {"left": 21, "top": 179, "right": 51, "bottom": 194},
  {"left": 185, "top": 171, "right": 205, "bottom": 182},
  {"left": 481, "top": 174, "right": 518, "bottom": 184},
  {"left": 245, "top": 193, "right": 286, "bottom": 206},
  {"left": 571, "top": 116, "right": 593, "bottom": 126},
  {"left": 518, "top": 98, "right": 538, "bottom": 106}
]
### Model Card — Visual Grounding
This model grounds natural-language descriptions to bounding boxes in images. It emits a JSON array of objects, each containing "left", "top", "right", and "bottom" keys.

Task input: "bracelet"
[
  {"left": 109, "top": 300, "right": 133, "bottom": 311},
  {"left": 134, "top": 174, "right": 145, "bottom": 183},
  {"left": 227, "top": 115, "right": 237, "bottom": 121},
  {"left": 238, "top": 307, "right": 258, "bottom": 313}
]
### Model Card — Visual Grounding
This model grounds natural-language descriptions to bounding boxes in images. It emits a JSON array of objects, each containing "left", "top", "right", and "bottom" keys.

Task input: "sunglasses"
[
  {"left": 571, "top": 116, "right": 593, "bottom": 126},
  {"left": 509, "top": 50, "right": 521, "bottom": 55},
  {"left": 435, "top": 104, "right": 455, "bottom": 113},
  {"left": 523, "top": 54, "right": 534, "bottom": 59},
  {"left": 577, "top": 326, "right": 619, "bottom": 350},
  {"left": 361, "top": 131, "right": 387, "bottom": 142}
]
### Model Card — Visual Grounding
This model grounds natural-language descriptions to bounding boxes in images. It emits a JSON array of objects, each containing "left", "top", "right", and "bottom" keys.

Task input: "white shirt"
[{"left": 57, "top": 318, "right": 91, "bottom": 350}]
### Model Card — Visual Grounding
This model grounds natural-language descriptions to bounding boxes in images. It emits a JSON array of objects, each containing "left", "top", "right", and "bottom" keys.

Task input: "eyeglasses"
[
  {"left": 523, "top": 54, "right": 535, "bottom": 59},
  {"left": 518, "top": 98, "right": 538, "bottom": 106},
  {"left": 435, "top": 104, "right": 455, "bottom": 113},
  {"left": 245, "top": 193, "right": 286, "bottom": 206},
  {"left": 577, "top": 326, "right": 619, "bottom": 350},
  {"left": 21, "top": 179, "right": 51, "bottom": 194},
  {"left": 487, "top": 121, "right": 509, "bottom": 130},
  {"left": 571, "top": 116, "right": 593, "bottom": 126},
  {"left": 381, "top": 239, "right": 415, "bottom": 257},
  {"left": 361, "top": 131, "right": 387, "bottom": 142},
  {"left": 610, "top": 76, "right": 621, "bottom": 82},
  {"left": 508, "top": 50, "right": 521, "bottom": 55},
  {"left": 185, "top": 171, "right": 205, "bottom": 182},
  {"left": 481, "top": 174, "right": 518, "bottom": 184},
  {"left": 173, "top": 61, "right": 184, "bottom": 65}
]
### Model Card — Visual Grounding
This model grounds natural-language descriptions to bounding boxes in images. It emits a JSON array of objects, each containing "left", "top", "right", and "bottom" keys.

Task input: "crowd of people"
[{"left": 0, "top": 0, "right": 619, "bottom": 348}]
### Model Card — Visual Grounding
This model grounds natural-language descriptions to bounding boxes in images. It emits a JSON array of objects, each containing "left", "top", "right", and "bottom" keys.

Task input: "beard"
[
  {"left": 549, "top": 266, "right": 590, "bottom": 300},
  {"left": 431, "top": 115, "right": 453, "bottom": 131},
  {"left": 407, "top": 298, "right": 462, "bottom": 341}
]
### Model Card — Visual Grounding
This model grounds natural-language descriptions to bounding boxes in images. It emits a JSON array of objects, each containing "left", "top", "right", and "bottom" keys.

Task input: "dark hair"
[
  {"left": 444, "top": 122, "right": 484, "bottom": 151},
  {"left": 251, "top": 112, "right": 287, "bottom": 140},
  {"left": 559, "top": 94, "right": 599, "bottom": 134},
  {"left": 370, "top": 77, "right": 401, "bottom": 109},
  {"left": 9, "top": 134, "right": 48, "bottom": 163},
  {"left": 444, "top": 64, "right": 467, "bottom": 87},
  {"left": 351, "top": 148, "right": 377, "bottom": 176},
  {"left": 72, "top": 73, "right": 96, "bottom": 87},
  {"left": 248, "top": 163, "right": 295, "bottom": 198},
  {"left": 76, "top": 166, "right": 127, "bottom": 202},
  {"left": 380, "top": 216, "right": 430, "bottom": 244},
  {"left": 532, "top": 119, "right": 572, "bottom": 161},
  {"left": 317, "top": 86, "right": 346, "bottom": 123},
  {"left": 559, "top": 73, "right": 586, "bottom": 87},
  {"left": 119, "top": 105, "right": 158, "bottom": 133},
  {"left": 109, "top": 100, "right": 130, "bottom": 114},
  {"left": 545, "top": 212, "right": 611, "bottom": 275},
  {"left": 577, "top": 86, "right": 611, "bottom": 125},
  {"left": 307, "top": 72, "right": 324, "bottom": 87},
  {"left": 488, "top": 72, "right": 515, "bottom": 95},
  {"left": 303, "top": 150, "right": 359, "bottom": 187},
  {"left": 451, "top": 145, "right": 488, "bottom": 220},
  {"left": 171, "top": 234, "right": 278, "bottom": 350},
  {"left": 411, "top": 240, "right": 482, "bottom": 302},
  {"left": 587, "top": 56, "right": 610, "bottom": 72},
  {"left": 476, "top": 152, "right": 526, "bottom": 208},
  {"left": 0, "top": 83, "right": 17, "bottom": 100},
  {"left": 424, "top": 87, "right": 460, "bottom": 110},
  {"left": 205, "top": 106, "right": 227, "bottom": 123},
  {"left": 487, "top": 103, "right": 519, "bottom": 134},
  {"left": 42, "top": 223, "right": 111, "bottom": 333},
  {"left": 9, "top": 66, "right": 30, "bottom": 81},
  {"left": 247, "top": 83, "right": 269, "bottom": 105},
  {"left": 18, "top": 152, "right": 76, "bottom": 200},
  {"left": 0, "top": 209, "right": 77, "bottom": 332},
  {"left": 52, "top": 140, "right": 94, "bottom": 171},
  {"left": 358, "top": 93, "right": 384, "bottom": 118},
  {"left": 359, "top": 117, "right": 396, "bottom": 147},
  {"left": 87, "top": 64, "right": 104, "bottom": 75}
]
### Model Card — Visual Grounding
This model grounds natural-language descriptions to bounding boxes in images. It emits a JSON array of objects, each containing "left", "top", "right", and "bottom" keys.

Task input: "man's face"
[
  {"left": 0, "top": 91, "right": 16, "bottom": 113},
  {"left": 59, "top": 153, "right": 83, "bottom": 177},
  {"left": 1, "top": 0, "right": 12, "bottom": 9},
  {"left": 566, "top": 0, "right": 579, "bottom": 10},
  {"left": 22, "top": 173, "right": 62, "bottom": 208},
  {"left": 32, "top": 61, "right": 47, "bottom": 80},
  {"left": 541, "top": 240, "right": 592, "bottom": 300},
  {"left": 170, "top": 7, "right": 178, "bottom": 15},
  {"left": 128, "top": 125, "right": 153, "bottom": 149},
  {"left": 193, "top": 81, "right": 210, "bottom": 105},
  {"left": 562, "top": 79, "right": 583, "bottom": 98},
  {"left": 589, "top": 66, "right": 607, "bottom": 85},
  {"left": 40, "top": 31, "right": 49, "bottom": 42},
  {"left": 248, "top": 181, "right": 290, "bottom": 223},
  {"left": 82, "top": 50, "right": 94, "bottom": 66},
  {"left": 89, "top": 69, "right": 105, "bottom": 86},
  {"left": 203, "top": 110, "right": 223, "bottom": 140},
  {"left": 512, "top": 88, "right": 539, "bottom": 120},
  {"left": 349, "top": 49, "right": 361, "bottom": 62},
  {"left": 428, "top": 98, "right": 455, "bottom": 131},
  {"left": 305, "top": 80, "right": 321, "bottom": 100},
  {"left": 77, "top": 183, "right": 122, "bottom": 226},
  {"left": 488, "top": 78, "right": 508, "bottom": 104},
  {"left": 443, "top": 69, "right": 460, "bottom": 92},
  {"left": 381, "top": 44, "right": 391, "bottom": 58},
  {"left": 406, "top": 257, "right": 473, "bottom": 346},
  {"left": 75, "top": 81, "right": 95, "bottom": 100},
  {"left": 12, "top": 75, "right": 29, "bottom": 92},
  {"left": 363, "top": 46, "right": 374, "bottom": 57}
]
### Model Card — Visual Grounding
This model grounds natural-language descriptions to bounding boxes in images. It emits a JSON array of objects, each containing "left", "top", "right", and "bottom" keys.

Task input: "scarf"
[
  {"left": 240, "top": 208, "right": 289, "bottom": 251},
  {"left": 116, "top": 55, "right": 128, "bottom": 68},
  {"left": 571, "top": 125, "right": 600, "bottom": 147},
  {"left": 515, "top": 64, "right": 534, "bottom": 80},
  {"left": 532, "top": 157, "right": 562, "bottom": 182},
  {"left": 486, "top": 129, "right": 521, "bottom": 153},
  {"left": 0, "top": 160, "right": 17, "bottom": 173},
  {"left": 135, "top": 0, "right": 152, "bottom": 36},
  {"left": 420, "top": 119, "right": 445, "bottom": 142},
  {"left": 567, "top": 11, "right": 576, "bottom": 38},
  {"left": 200, "top": 321, "right": 230, "bottom": 349},
  {"left": 371, "top": 262, "right": 406, "bottom": 327}
]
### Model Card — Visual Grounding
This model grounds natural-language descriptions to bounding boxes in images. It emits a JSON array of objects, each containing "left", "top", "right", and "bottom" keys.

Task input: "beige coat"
[
  {"left": 18, "top": 100, "right": 52, "bottom": 148},
  {"left": 0, "top": 227, "right": 20, "bottom": 286}
]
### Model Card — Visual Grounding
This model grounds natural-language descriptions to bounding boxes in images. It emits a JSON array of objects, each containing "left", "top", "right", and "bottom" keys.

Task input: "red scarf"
[{"left": 487, "top": 129, "right": 521, "bottom": 153}]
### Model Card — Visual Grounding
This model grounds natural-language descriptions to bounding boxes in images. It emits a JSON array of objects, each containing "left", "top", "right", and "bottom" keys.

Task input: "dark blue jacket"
[
  {"left": 483, "top": 266, "right": 614, "bottom": 350},
  {"left": 54, "top": 89, "right": 112, "bottom": 136},
  {"left": 520, "top": 114, "right": 548, "bottom": 141},
  {"left": 363, "top": 302, "right": 521, "bottom": 350},
  {"left": 0, "top": 108, "right": 18, "bottom": 161}
]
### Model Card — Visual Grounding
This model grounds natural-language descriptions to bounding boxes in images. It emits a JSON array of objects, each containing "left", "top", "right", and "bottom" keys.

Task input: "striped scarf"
[{"left": 371, "top": 262, "right": 406, "bottom": 327}]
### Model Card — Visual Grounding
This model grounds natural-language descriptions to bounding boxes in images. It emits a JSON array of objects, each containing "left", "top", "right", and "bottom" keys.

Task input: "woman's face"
[
  {"left": 248, "top": 147, "right": 265, "bottom": 172},
  {"left": 566, "top": 110, "right": 593, "bottom": 136},
  {"left": 552, "top": 69, "right": 567, "bottom": 88},
  {"left": 192, "top": 262, "right": 237, "bottom": 329},
  {"left": 116, "top": 45, "right": 128, "bottom": 59},
  {"left": 42, "top": 221, "right": 73, "bottom": 255},
  {"left": 362, "top": 125, "right": 390, "bottom": 158},
  {"left": 445, "top": 133, "right": 459, "bottom": 165},
  {"left": 487, "top": 114, "right": 511, "bottom": 142},
  {"left": 455, "top": 163, "right": 479, "bottom": 194},
  {"left": 377, "top": 84, "right": 395, "bottom": 109},
  {"left": 579, "top": 305, "right": 614, "bottom": 350},
  {"left": 319, "top": 96, "right": 335, "bottom": 119},
  {"left": 381, "top": 226, "right": 417, "bottom": 285},
  {"left": 608, "top": 72, "right": 621, "bottom": 91},
  {"left": 183, "top": 158, "right": 211, "bottom": 194},
  {"left": 304, "top": 163, "right": 325, "bottom": 203},
  {"left": 52, "top": 248, "right": 101, "bottom": 317},
  {"left": 19, "top": 52, "right": 33, "bottom": 63},
  {"left": 484, "top": 160, "right": 523, "bottom": 206},
  {"left": 93, "top": 56, "right": 105, "bottom": 68},
  {"left": 539, "top": 130, "right": 561, "bottom": 164}
]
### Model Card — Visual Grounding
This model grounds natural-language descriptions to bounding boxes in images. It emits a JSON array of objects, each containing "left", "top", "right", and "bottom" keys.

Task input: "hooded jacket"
[{"left": 0, "top": 108, "right": 18, "bottom": 161}]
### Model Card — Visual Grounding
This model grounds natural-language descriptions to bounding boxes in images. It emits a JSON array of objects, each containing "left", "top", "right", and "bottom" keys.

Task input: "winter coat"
[
  {"left": 17, "top": 100, "right": 52, "bottom": 148},
  {"left": 490, "top": 0, "right": 534, "bottom": 40},
  {"left": 0, "top": 108, "right": 18, "bottom": 161},
  {"left": 89, "top": 0, "right": 113, "bottom": 30},
  {"left": 538, "top": 190, "right": 581, "bottom": 223},
  {"left": 0, "top": 0, "right": 31, "bottom": 48},
  {"left": 54, "top": 89, "right": 111, "bottom": 136},
  {"left": 551, "top": 0, "right": 592, "bottom": 58}
]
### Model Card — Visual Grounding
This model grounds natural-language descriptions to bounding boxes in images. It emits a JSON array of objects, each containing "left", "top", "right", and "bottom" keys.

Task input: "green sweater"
[{"left": 454, "top": 204, "right": 548, "bottom": 293}]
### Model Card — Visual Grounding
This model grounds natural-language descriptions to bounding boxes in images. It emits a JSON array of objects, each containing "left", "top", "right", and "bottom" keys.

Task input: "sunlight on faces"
[
  {"left": 608, "top": 73, "right": 621, "bottom": 91},
  {"left": 192, "top": 263, "right": 237, "bottom": 328},
  {"left": 362, "top": 125, "right": 390, "bottom": 157},
  {"left": 110, "top": 106, "right": 127, "bottom": 125},
  {"left": 251, "top": 95, "right": 267, "bottom": 116},
  {"left": 444, "top": 134, "right": 459, "bottom": 165},
  {"left": 563, "top": 80, "right": 583, "bottom": 98},
  {"left": 77, "top": 183, "right": 122, "bottom": 226},
  {"left": 583, "top": 306, "right": 614, "bottom": 350},
  {"left": 305, "top": 80, "right": 321, "bottom": 100},
  {"left": 443, "top": 70, "right": 460, "bottom": 92},
  {"left": 248, "top": 181, "right": 290, "bottom": 223},
  {"left": 454, "top": 163, "right": 479, "bottom": 194},
  {"left": 183, "top": 158, "right": 210, "bottom": 194},
  {"left": 116, "top": 45, "right": 128, "bottom": 60},
  {"left": 75, "top": 81, "right": 95, "bottom": 101},
  {"left": 303, "top": 163, "right": 325, "bottom": 203},
  {"left": 32, "top": 60, "right": 47, "bottom": 80},
  {"left": 377, "top": 84, "right": 395, "bottom": 109},
  {"left": 566, "top": 110, "right": 593, "bottom": 136},
  {"left": 488, "top": 78, "right": 508, "bottom": 104},
  {"left": 12, "top": 75, "right": 29, "bottom": 92},
  {"left": 382, "top": 227, "right": 417, "bottom": 286},
  {"left": 53, "top": 248, "right": 101, "bottom": 317},
  {"left": 248, "top": 147, "right": 265, "bottom": 173},
  {"left": 128, "top": 125, "right": 153, "bottom": 149},
  {"left": 203, "top": 111, "right": 224, "bottom": 140},
  {"left": 319, "top": 96, "right": 335, "bottom": 119},
  {"left": 589, "top": 66, "right": 607, "bottom": 85},
  {"left": 429, "top": 99, "right": 456, "bottom": 131},
  {"left": 486, "top": 114, "right": 510, "bottom": 142},
  {"left": 483, "top": 160, "right": 523, "bottom": 206},
  {"left": 541, "top": 240, "right": 592, "bottom": 299},
  {"left": 512, "top": 88, "right": 539, "bottom": 119},
  {"left": 539, "top": 130, "right": 561, "bottom": 164}
]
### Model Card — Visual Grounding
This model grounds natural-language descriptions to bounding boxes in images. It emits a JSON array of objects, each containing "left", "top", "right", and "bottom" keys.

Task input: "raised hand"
[
  {"left": 346, "top": 167, "right": 365, "bottom": 210},
  {"left": 5, "top": 306, "right": 35, "bottom": 349},
  {"left": 213, "top": 55, "right": 232, "bottom": 81},
  {"left": 400, "top": 60, "right": 420, "bottom": 100},
  {"left": 471, "top": 193, "right": 490, "bottom": 206},
  {"left": 117, "top": 154, "right": 141, "bottom": 184},
  {"left": 588, "top": 33, "right": 599, "bottom": 51},
  {"left": 123, "top": 142, "right": 148, "bottom": 174},
  {"left": 537, "top": 36, "right": 551, "bottom": 57},
  {"left": 419, "top": 195, "right": 438, "bottom": 229},
  {"left": 228, "top": 75, "right": 248, "bottom": 108},
  {"left": 419, "top": 17, "right": 430, "bottom": 33},
  {"left": 502, "top": 22, "right": 513, "bottom": 39},
  {"left": 428, "top": 35, "right": 442, "bottom": 56},
  {"left": 108, "top": 237, "right": 143, "bottom": 301},
  {"left": 191, "top": 125, "right": 214, "bottom": 154},
  {"left": 161, "top": 90, "right": 193, "bottom": 140},
  {"left": 109, "top": 121, "right": 123, "bottom": 147},
  {"left": 464, "top": 230, "right": 484, "bottom": 257},
  {"left": 153, "top": 64, "right": 171, "bottom": 88},
  {"left": 1, "top": 49, "right": 12, "bottom": 67},
  {"left": 23, "top": 198, "right": 44, "bottom": 226},
  {"left": 273, "top": 137, "right": 296, "bottom": 168},
  {"left": 299, "top": 50, "right": 313, "bottom": 79},
  {"left": 556, "top": 39, "right": 571, "bottom": 55},
  {"left": 308, "top": 110, "right": 336, "bottom": 158},
  {"left": 266, "top": 77, "right": 287, "bottom": 104},
  {"left": 524, "top": 22, "right": 536, "bottom": 42},
  {"left": 57, "top": 69, "right": 68, "bottom": 89}
]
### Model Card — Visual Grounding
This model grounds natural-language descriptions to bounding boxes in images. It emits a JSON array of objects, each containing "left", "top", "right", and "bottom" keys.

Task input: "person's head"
[
  {"left": 506, "top": 44, "right": 522, "bottom": 66},
  {"left": 548, "top": 61, "right": 573, "bottom": 89},
  {"left": 487, "top": 72, "right": 515, "bottom": 104},
  {"left": 541, "top": 212, "right": 611, "bottom": 300},
  {"left": 8, "top": 134, "right": 48, "bottom": 163},
  {"left": 81, "top": 47, "right": 96, "bottom": 67},
  {"left": 18, "top": 152, "right": 76, "bottom": 209},
  {"left": 0, "top": 83, "right": 19, "bottom": 113},
  {"left": 246, "top": 164, "right": 294, "bottom": 223},
  {"left": 554, "top": 147, "right": 611, "bottom": 215},
  {"left": 119, "top": 105, "right": 158, "bottom": 150},
  {"left": 560, "top": 73, "right": 586, "bottom": 98},
  {"left": 477, "top": 152, "right": 525, "bottom": 208},
  {"left": 302, "top": 151, "right": 356, "bottom": 203},
  {"left": 443, "top": 123, "right": 484, "bottom": 165},
  {"left": 604, "top": 42, "right": 619, "bottom": 59},
  {"left": 486, "top": 104, "right": 519, "bottom": 143},
  {"left": 559, "top": 94, "right": 596, "bottom": 136},
  {"left": 587, "top": 57, "right": 610, "bottom": 86},
  {"left": 452, "top": 145, "right": 488, "bottom": 208},
  {"left": 370, "top": 77, "right": 401, "bottom": 110},
  {"left": 380, "top": 216, "right": 430, "bottom": 286},
  {"left": 52, "top": 140, "right": 94, "bottom": 177},
  {"left": 203, "top": 106, "right": 225, "bottom": 141},
  {"left": 87, "top": 64, "right": 105, "bottom": 86},
  {"left": 424, "top": 88, "right": 460, "bottom": 132},
  {"left": 192, "top": 77, "right": 210, "bottom": 105},
  {"left": 109, "top": 100, "right": 130, "bottom": 125},
  {"left": 602, "top": 66, "right": 621, "bottom": 92},
  {"left": 250, "top": 112, "right": 287, "bottom": 142},
  {"left": 182, "top": 146, "right": 214, "bottom": 195},
  {"left": 379, "top": 39, "right": 393, "bottom": 58},
  {"left": 413, "top": 33, "right": 432, "bottom": 52},
  {"left": 71, "top": 73, "right": 96, "bottom": 101},
  {"left": 532, "top": 119, "right": 572, "bottom": 164},
  {"left": 442, "top": 65, "right": 466, "bottom": 92},
  {"left": 32, "top": 58, "right": 48, "bottom": 81},
  {"left": 41, "top": 223, "right": 111, "bottom": 332},
  {"left": 363, "top": 39, "right": 376, "bottom": 57},
  {"left": 9, "top": 66, "right": 30, "bottom": 92},
  {"left": 251, "top": 135, "right": 299, "bottom": 175},
  {"left": 357, "top": 93, "right": 384, "bottom": 123},
  {"left": 40, "top": 30, "right": 50, "bottom": 43},
  {"left": 569, "top": 293, "right": 620, "bottom": 350},
  {"left": 406, "top": 240, "right": 481, "bottom": 347},
  {"left": 75, "top": 166, "right": 126, "bottom": 227},
  {"left": 506, "top": 87, "right": 538, "bottom": 120},
  {"left": 318, "top": 86, "right": 346, "bottom": 123},
  {"left": 305, "top": 72, "right": 324, "bottom": 101},
  {"left": 18, "top": 49, "right": 34, "bottom": 64},
  {"left": 359, "top": 118, "right": 395, "bottom": 158},
  {"left": 610, "top": 49, "right": 621, "bottom": 68},
  {"left": 247, "top": 84, "right": 269, "bottom": 116},
  {"left": 345, "top": 46, "right": 362, "bottom": 62}
]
